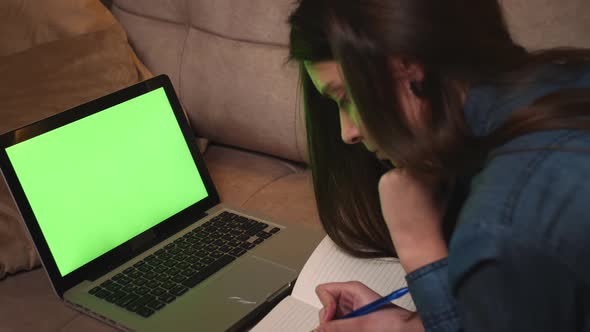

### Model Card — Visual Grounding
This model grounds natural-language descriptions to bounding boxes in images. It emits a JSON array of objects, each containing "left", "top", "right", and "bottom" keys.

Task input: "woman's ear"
[
  {"left": 410, "top": 80, "right": 425, "bottom": 97},
  {"left": 389, "top": 57, "right": 425, "bottom": 91},
  {"left": 389, "top": 57, "right": 429, "bottom": 131}
]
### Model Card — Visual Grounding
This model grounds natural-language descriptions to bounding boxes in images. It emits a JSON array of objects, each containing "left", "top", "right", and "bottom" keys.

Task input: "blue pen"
[{"left": 338, "top": 286, "right": 410, "bottom": 319}]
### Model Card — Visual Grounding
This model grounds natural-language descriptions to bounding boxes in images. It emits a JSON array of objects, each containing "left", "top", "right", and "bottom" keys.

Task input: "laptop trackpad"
[
  {"left": 209, "top": 255, "right": 297, "bottom": 303},
  {"left": 156, "top": 255, "right": 299, "bottom": 331}
]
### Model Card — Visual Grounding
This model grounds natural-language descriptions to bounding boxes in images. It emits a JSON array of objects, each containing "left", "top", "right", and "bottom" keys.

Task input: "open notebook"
[{"left": 251, "top": 236, "right": 415, "bottom": 331}]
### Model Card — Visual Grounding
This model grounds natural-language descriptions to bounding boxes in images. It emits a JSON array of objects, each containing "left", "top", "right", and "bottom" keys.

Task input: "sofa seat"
[
  {"left": 0, "top": 144, "right": 322, "bottom": 332},
  {"left": 205, "top": 145, "right": 320, "bottom": 227}
]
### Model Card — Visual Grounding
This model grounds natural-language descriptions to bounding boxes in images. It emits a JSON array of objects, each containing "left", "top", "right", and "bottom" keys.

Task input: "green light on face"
[{"left": 6, "top": 88, "right": 208, "bottom": 276}]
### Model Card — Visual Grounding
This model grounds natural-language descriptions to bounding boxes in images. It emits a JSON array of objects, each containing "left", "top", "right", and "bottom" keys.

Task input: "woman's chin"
[
  {"left": 375, "top": 153, "right": 396, "bottom": 169},
  {"left": 376, "top": 151, "right": 390, "bottom": 161}
]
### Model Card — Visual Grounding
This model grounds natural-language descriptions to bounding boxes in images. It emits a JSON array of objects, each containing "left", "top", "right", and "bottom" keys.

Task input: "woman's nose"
[{"left": 340, "top": 110, "right": 362, "bottom": 144}]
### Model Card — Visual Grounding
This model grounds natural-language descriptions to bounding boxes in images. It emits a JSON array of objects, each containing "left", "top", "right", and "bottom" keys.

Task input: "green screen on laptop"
[{"left": 5, "top": 87, "right": 208, "bottom": 277}]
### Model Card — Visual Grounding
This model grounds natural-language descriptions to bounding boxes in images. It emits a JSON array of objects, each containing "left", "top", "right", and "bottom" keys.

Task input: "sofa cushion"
[
  {"left": 203, "top": 145, "right": 321, "bottom": 229},
  {"left": 243, "top": 171, "right": 321, "bottom": 229},
  {"left": 0, "top": 0, "right": 114, "bottom": 56},
  {"left": 203, "top": 145, "right": 299, "bottom": 206},
  {"left": 501, "top": 0, "right": 590, "bottom": 50},
  {"left": 112, "top": 0, "right": 293, "bottom": 45},
  {"left": 205, "top": 145, "right": 321, "bottom": 229},
  {"left": 110, "top": 0, "right": 309, "bottom": 163},
  {"left": 0, "top": 0, "right": 152, "bottom": 79},
  {"left": 0, "top": 24, "right": 147, "bottom": 279},
  {"left": 0, "top": 269, "right": 85, "bottom": 332}
]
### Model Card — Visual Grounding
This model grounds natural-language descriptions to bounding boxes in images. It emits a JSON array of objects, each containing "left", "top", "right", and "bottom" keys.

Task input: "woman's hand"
[
  {"left": 313, "top": 281, "right": 424, "bottom": 332},
  {"left": 378, "top": 169, "right": 448, "bottom": 273}
]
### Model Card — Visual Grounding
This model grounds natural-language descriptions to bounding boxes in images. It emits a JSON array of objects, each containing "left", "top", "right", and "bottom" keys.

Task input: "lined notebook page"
[
  {"left": 293, "top": 236, "right": 416, "bottom": 311},
  {"left": 250, "top": 296, "right": 319, "bottom": 332}
]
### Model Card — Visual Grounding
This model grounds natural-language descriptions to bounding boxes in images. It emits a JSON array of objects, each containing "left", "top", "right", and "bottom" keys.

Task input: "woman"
[{"left": 288, "top": 0, "right": 590, "bottom": 331}]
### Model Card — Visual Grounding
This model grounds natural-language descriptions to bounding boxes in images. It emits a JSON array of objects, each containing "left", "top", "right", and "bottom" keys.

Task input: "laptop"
[{"left": 0, "top": 75, "right": 324, "bottom": 331}]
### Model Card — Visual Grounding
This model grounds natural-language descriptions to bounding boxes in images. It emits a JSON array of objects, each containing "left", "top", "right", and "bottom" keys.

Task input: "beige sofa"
[{"left": 0, "top": 0, "right": 588, "bottom": 331}]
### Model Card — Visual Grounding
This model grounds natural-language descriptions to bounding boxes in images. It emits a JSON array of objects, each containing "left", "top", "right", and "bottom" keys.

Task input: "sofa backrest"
[
  {"left": 501, "top": 0, "right": 590, "bottom": 50},
  {"left": 110, "top": 0, "right": 307, "bottom": 163},
  {"left": 110, "top": 0, "right": 590, "bottom": 164}
]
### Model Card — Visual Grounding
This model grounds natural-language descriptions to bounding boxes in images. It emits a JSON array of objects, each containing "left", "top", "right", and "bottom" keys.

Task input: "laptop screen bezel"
[{"left": 0, "top": 75, "right": 220, "bottom": 297}]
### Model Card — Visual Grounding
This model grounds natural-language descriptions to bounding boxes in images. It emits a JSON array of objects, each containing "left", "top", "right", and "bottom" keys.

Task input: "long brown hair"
[{"left": 289, "top": 0, "right": 590, "bottom": 258}]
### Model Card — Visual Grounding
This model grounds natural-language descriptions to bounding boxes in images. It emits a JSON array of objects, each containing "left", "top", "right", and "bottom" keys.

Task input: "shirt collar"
[{"left": 463, "top": 63, "right": 590, "bottom": 137}]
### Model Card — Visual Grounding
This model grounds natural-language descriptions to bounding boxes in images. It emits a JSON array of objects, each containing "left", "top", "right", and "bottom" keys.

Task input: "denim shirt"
[{"left": 405, "top": 63, "right": 590, "bottom": 332}]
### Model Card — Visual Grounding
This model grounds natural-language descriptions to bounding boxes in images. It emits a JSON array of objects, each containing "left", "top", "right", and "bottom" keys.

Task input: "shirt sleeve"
[
  {"left": 406, "top": 242, "right": 582, "bottom": 332},
  {"left": 455, "top": 245, "right": 581, "bottom": 332},
  {"left": 405, "top": 258, "right": 462, "bottom": 332}
]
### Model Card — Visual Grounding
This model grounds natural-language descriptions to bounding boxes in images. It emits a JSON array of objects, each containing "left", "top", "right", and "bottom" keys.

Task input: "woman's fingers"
[
  {"left": 315, "top": 283, "right": 344, "bottom": 322},
  {"left": 316, "top": 281, "right": 382, "bottom": 322},
  {"left": 315, "top": 307, "right": 424, "bottom": 332}
]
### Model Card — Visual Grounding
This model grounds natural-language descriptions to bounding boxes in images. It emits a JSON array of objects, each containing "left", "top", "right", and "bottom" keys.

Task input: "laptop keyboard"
[{"left": 88, "top": 211, "right": 281, "bottom": 318}]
